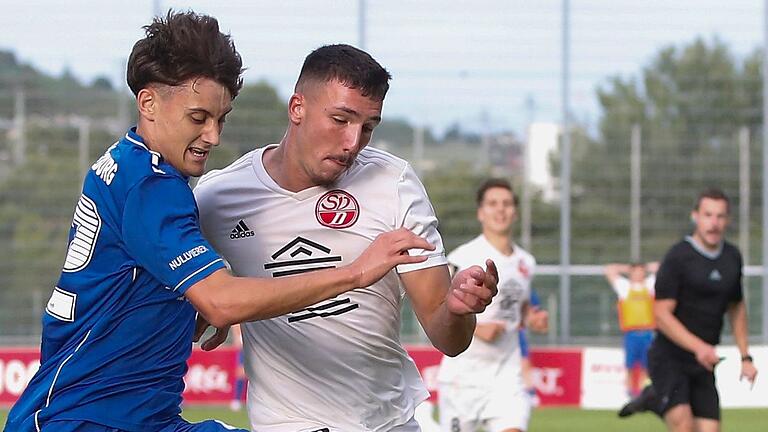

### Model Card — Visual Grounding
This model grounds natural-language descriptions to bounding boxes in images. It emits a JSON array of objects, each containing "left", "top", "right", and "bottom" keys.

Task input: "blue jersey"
[{"left": 5, "top": 129, "right": 226, "bottom": 432}]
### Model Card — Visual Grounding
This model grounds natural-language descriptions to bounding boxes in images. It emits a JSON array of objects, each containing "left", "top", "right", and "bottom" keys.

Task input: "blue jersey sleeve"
[
  {"left": 122, "top": 175, "right": 225, "bottom": 293},
  {"left": 529, "top": 289, "right": 541, "bottom": 307}
]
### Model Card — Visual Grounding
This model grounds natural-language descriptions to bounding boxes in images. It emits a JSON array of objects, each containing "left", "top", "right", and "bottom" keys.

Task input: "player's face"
[
  {"left": 477, "top": 187, "right": 517, "bottom": 235},
  {"left": 629, "top": 266, "right": 645, "bottom": 282},
  {"left": 691, "top": 197, "right": 729, "bottom": 251},
  {"left": 291, "top": 79, "right": 382, "bottom": 187},
  {"left": 142, "top": 77, "right": 232, "bottom": 177}
]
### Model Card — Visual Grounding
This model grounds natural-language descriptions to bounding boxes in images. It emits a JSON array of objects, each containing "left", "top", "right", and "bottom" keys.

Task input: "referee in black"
[{"left": 620, "top": 188, "right": 757, "bottom": 432}]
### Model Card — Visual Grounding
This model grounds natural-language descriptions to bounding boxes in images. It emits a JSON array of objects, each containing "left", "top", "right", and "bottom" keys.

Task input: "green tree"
[{"left": 563, "top": 37, "right": 762, "bottom": 264}]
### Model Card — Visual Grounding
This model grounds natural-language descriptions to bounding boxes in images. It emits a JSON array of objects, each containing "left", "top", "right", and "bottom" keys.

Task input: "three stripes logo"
[
  {"left": 230, "top": 220, "right": 255, "bottom": 239},
  {"left": 265, "top": 236, "right": 357, "bottom": 322}
]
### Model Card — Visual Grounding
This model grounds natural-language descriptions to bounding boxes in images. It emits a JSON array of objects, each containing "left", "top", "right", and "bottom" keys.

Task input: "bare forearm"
[
  {"left": 729, "top": 302, "right": 750, "bottom": 356},
  {"left": 188, "top": 267, "right": 359, "bottom": 327},
  {"left": 424, "top": 304, "right": 476, "bottom": 357},
  {"left": 656, "top": 308, "right": 708, "bottom": 353}
]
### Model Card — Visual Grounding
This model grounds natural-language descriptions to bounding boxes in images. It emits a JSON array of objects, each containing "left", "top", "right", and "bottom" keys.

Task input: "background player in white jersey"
[
  {"left": 437, "top": 179, "right": 548, "bottom": 432},
  {"left": 194, "top": 44, "right": 498, "bottom": 432},
  {"left": 5, "top": 12, "right": 433, "bottom": 432}
]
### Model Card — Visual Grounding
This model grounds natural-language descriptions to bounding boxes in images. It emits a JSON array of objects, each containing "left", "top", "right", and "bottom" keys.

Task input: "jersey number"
[{"left": 63, "top": 194, "right": 102, "bottom": 272}]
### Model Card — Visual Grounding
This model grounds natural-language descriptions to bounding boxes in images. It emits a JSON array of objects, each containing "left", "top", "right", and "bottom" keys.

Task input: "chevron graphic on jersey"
[
  {"left": 271, "top": 236, "right": 330, "bottom": 259},
  {"left": 266, "top": 236, "right": 341, "bottom": 277},
  {"left": 229, "top": 219, "right": 254, "bottom": 239},
  {"left": 266, "top": 236, "right": 355, "bottom": 322},
  {"left": 288, "top": 298, "right": 359, "bottom": 322}
]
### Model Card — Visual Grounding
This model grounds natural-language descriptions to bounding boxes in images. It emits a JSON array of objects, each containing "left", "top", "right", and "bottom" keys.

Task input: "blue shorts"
[
  {"left": 41, "top": 418, "right": 248, "bottom": 432},
  {"left": 624, "top": 330, "right": 654, "bottom": 369}
]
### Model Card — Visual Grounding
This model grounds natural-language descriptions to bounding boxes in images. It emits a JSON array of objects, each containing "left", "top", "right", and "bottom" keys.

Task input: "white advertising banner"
[
  {"left": 580, "top": 345, "right": 768, "bottom": 409},
  {"left": 580, "top": 347, "right": 628, "bottom": 409},
  {"left": 715, "top": 345, "right": 768, "bottom": 408}
]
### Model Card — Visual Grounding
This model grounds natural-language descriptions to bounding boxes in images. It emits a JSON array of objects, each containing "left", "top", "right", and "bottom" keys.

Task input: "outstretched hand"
[
  {"left": 193, "top": 314, "right": 230, "bottom": 351},
  {"left": 352, "top": 228, "right": 435, "bottom": 288},
  {"left": 741, "top": 360, "right": 758, "bottom": 386},
  {"left": 693, "top": 343, "right": 720, "bottom": 371},
  {"left": 446, "top": 259, "right": 499, "bottom": 315}
]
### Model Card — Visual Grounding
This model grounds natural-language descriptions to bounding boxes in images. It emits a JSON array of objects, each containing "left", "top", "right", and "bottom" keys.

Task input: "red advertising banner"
[
  {"left": 405, "top": 345, "right": 443, "bottom": 402},
  {"left": 0, "top": 346, "right": 582, "bottom": 407},
  {"left": 529, "top": 348, "right": 583, "bottom": 406},
  {"left": 0, "top": 349, "right": 41, "bottom": 406},
  {"left": 182, "top": 347, "right": 239, "bottom": 404}
]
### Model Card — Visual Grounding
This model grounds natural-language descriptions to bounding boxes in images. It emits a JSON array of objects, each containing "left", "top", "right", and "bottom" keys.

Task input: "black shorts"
[{"left": 648, "top": 343, "right": 720, "bottom": 420}]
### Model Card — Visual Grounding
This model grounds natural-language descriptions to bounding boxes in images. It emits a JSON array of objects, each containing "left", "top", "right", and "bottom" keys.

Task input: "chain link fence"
[{"left": 1, "top": 1, "right": 766, "bottom": 348}]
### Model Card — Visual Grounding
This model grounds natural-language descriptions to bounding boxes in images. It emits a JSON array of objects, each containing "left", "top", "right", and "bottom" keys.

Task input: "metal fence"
[{"left": 1, "top": 0, "right": 767, "bottom": 347}]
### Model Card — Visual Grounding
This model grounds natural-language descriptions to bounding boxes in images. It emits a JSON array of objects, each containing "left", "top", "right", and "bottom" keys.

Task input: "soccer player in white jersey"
[
  {"left": 194, "top": 44, "right": 499, "bottom": 432},
  {"left": 5, "top": 14, "right": 433, "bottom": 432},
  {"left": 437, "top": 179, "right": 548, "bottom": 432}
]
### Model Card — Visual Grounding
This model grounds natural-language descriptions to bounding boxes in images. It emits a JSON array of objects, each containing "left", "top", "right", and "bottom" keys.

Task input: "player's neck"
[
  {"left": 482, "top": 230, "right": 514, "bottom": 256},
  {"left": 262, "top": 140, "right": 312, "bottom": 192}
]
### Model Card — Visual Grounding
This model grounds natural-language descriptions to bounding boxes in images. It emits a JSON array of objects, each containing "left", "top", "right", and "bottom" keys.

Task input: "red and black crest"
[{"left": 316, "top": 190, "right": 360, "bottom": 229}]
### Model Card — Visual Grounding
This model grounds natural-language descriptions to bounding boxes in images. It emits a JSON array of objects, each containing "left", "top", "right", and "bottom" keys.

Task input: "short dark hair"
[
  {"left": 694, "top": 187, "right": 730, "bottom": 213},
  {"left": 476, "top": 178, "right": 517, "bottom": 207},
  {"left": 127, "top": 10, "right": 244, "bottom": 98},
  {"left": 295, "top": 44, "right": 391, "bottom": 101}
]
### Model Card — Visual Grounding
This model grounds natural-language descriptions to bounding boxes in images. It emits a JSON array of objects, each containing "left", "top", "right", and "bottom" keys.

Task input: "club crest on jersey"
[{"left": 315, "top": 190, "right": 359, "bottom": 229}]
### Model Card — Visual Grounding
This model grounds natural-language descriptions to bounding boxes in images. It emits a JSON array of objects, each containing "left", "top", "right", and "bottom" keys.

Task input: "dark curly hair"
[
  {"left": 296, "top": 44, "right": 391, "bottom": 102},
  {"left": 127, "top": 10, "right": 244, "bottom": 98}
]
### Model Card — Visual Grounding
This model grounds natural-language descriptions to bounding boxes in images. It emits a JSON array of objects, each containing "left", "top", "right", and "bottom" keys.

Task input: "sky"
[{"left": 0, "top": 0, "right": 764, "bottom": 136}]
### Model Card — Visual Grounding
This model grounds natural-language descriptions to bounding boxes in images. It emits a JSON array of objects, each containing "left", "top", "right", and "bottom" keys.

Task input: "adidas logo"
[
  {"left": 230, "top": 220, "right": 255, "bottom": 239},
  {"left": 709, "top": 269, "right": 722, "bottom": 281}
]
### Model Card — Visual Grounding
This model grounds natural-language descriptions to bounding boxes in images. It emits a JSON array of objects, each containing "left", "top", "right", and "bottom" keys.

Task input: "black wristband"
[{"left": 742, "top": 354, "right": 753, "bottom": 362}]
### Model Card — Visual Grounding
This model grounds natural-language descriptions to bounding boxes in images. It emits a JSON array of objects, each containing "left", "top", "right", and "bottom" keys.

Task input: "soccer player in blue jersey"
[{"left": 4, "top": 11, "right": 434, "bottom": 432}]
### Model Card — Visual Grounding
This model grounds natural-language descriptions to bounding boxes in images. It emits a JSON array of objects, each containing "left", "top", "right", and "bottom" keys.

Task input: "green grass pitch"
[{"left": 2, "top": 406, "right": 766, "bottom": 431}]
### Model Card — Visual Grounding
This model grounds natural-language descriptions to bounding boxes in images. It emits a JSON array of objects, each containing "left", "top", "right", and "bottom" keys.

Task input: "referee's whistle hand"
[{"left": 694, "top": 344, "right": 720, "bottom": 371}]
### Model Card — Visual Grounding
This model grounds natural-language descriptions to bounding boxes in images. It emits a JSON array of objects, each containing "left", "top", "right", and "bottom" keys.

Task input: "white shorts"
[
  {"left": 247, "top": 416, "right": 421, "bottom": 432},
  {"left": 438, "top": 384, "right": 531, "bottom": 432}
]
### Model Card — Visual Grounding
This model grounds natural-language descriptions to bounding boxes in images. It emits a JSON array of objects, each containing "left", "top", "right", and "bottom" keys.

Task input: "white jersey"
[
  {"left": 194, "top": 145, "right": 447, "bottom": 432},
  {"left": 611, "top": 275, "right": 656, "bottom": 300},
  {"left": 437, "top": 235, "right": 535, "bottom": 387}
]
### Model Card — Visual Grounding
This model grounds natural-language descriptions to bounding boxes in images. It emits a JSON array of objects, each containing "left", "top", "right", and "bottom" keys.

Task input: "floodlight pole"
[
  {"left": 358, "top": 0, "right": 367, "bottom": 50},
  {"left": 762, "top": 0, "right": 768, "bottom": 343},
  {"left": 559, "top": 0, "right": 572, "bottom": 344}
]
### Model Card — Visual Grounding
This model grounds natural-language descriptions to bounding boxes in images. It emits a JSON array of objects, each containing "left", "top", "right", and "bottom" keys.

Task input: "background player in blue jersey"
[
  {"left": 519, "top": 289, "right": 542, "bottom": 405},
  {"left": 4, "top": 11, "right": 433, "bottom": 432}
]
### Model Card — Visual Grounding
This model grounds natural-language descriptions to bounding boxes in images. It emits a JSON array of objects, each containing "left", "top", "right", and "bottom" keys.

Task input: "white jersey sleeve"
[
  {"left": 611, "top": 276, "right": 631, "bottom": 299},
  {"left": 645, "top": 275, "right": 656, "bottom": 295},
  {"left": 395, "top": 163, "right": 447, "bottom": 273}
]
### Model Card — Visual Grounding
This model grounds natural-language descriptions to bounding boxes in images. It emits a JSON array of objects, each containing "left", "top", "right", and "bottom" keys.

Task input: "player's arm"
[
  {"left": 603, "top": 263, "right": 629, "bottom": 285},
  {"left": 473, "top": 321, "right": 506, "bottom": 343},
  {"left": 401, "top": 260, "right": 498, "bottom": 357},
  {"left": 185, "top": 228, "right": 433, "bottom": 328},
  {"left": 654, "top": 298, "right": 718, "bottom": 371},
  {"left": 645, "top": 261, "right": 660, "bottom": 274},
  {"left": 727, "top": 300, "right": 758, "bottom": 383},
  {"left": 522, "top": 299, "right": 549, "bottom": 333}
]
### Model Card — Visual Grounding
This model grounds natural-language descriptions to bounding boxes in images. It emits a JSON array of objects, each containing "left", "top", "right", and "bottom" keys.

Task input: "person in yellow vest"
[{"left": 604, "top": 261, "right": 659, "bottom": 397}]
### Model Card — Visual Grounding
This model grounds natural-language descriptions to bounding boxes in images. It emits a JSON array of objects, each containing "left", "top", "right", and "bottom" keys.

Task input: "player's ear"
[
  {"left": 288, "top": 93, "right": 304, "bottom": 125},
  {"left": 136, "top": 88, "right": 158, "bottom": 121},
  {"left": 690, "top": 211, "right": 697, "bottom": 224}
]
